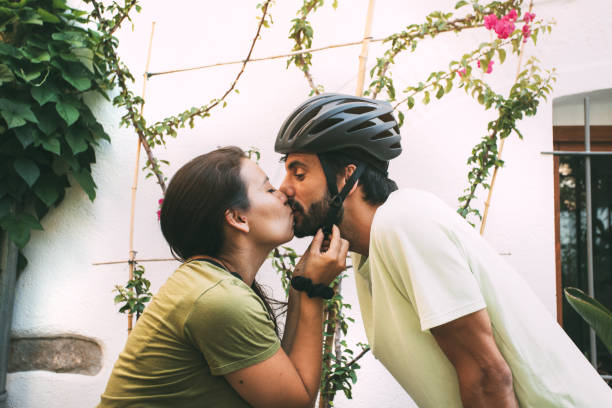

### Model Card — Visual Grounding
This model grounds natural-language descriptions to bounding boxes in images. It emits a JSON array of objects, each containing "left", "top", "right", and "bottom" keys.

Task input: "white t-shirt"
[{"left": 352, "top": 188, "right": 612, "bottom": 407}]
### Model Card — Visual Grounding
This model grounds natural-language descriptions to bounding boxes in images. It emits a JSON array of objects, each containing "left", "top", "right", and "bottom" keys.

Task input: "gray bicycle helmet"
[
  {"left": 275, "top": 93, "right": 401, "bottom": 162},
  {"left": 275, "top": 93, "right": 402, "bottom": 234}
]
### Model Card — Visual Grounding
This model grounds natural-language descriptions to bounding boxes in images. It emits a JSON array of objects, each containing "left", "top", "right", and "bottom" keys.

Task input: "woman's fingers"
[
  {"left": 326, "top": 225, "right": 341, "bottom": 255},
  {"left": 309, "top": 228, "right": 324, "bottom": 254}
]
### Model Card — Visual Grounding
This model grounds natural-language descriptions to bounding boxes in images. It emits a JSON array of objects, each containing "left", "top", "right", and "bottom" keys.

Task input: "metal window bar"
[{"left": 542, "top": 96, "right": 612, "bottom": 375}]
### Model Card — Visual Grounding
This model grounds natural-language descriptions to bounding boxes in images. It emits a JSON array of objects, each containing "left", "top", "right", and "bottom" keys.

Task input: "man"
[{"left": 275, "top": 93, "right": 612, "bottom": 407}]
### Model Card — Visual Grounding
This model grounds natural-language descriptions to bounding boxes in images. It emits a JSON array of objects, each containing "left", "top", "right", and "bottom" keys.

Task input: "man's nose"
[{"left": 279, "top": 176, "right": 294, "bottom": 197}]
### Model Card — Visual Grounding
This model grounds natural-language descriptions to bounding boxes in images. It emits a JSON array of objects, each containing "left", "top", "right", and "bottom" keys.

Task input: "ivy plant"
[{"left": 0, "top": 0, "right": 112, "bottom": 268}]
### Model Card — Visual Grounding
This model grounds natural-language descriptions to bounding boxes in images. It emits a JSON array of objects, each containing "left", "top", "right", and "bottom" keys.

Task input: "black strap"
[
  {"left": 318, "top": 155, "right": 366, "bottom": 235},
  {"left": 291, "top": 276, "right": 334, "bottom": 299}
]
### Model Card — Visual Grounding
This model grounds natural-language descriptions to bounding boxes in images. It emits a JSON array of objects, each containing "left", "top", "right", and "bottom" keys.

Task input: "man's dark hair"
[{"left": 317, "top": 149, "right": 398, "bottom": 205}]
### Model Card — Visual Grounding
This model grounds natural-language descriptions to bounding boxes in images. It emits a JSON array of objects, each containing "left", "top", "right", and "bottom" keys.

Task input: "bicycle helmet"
[{"left": 275, "top": 93, "right": 402, "bottom": 235}]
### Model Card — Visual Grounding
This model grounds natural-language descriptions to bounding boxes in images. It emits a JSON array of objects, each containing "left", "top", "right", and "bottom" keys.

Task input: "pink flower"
[
  {"left": 494, "top": 19, "right": 515, "bottom": 39},
  {"left": 157, "top": 209, "right": 161, "bottom": 221},
  {"left": 524, "top": 12, "right": 536, "bottom": 23},
  {"left": 478, "top": 60, "right": 494, "bottom": 74},
  {"left": 458, "top": 68, "right": 467, "bottom": 78},
  {"left": 158, "top": 198, "right": 164, "bottom": 205},
  {"left": 484, "top": 13, "right": 498, "bottom": 30},
  {"left": 522, "top": 24, "right": 531, "bottom": 42},
  {"left": 506, "top": 9, "right": 518, "bottom": 22}
]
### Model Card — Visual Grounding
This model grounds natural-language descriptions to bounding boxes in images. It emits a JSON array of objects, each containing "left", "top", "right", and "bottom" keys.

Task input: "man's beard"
[{"left": 291, "top": 191, "right": 344, "bottom": 238}]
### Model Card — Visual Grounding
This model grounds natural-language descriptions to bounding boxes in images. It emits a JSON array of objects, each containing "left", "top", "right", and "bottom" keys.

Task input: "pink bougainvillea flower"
[
  {"left": 524, "top": 12, "right": 536, "bottom": 23},
  {"left": 157, "top": 209, "right": 161, "bottom": 221},
  {"left": 484, "top": 13, "right": 498, "bottom": 30},
  {"left": 486, "top": 60, "right": 494, "bottom": 74},
  {"left": 458, "top": 68, "right": 467, "bottom": 78},
  {"left": 522, "top": 24, "right": 532, "bottom": 42},
  {"left": 494, "top": 18, "right": 515, "bottom": 39},
  {"left": 506, "top": 9, "right": 518, "bottom": 22},
  {"left": 477, "top": 60, "right": 481, "bottom": 68},
  {"left": 158, "top": 198, "right": 164, "bottom": 205}
]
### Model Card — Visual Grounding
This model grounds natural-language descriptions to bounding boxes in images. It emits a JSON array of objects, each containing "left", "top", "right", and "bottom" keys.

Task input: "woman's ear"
[{"left": 224, "top": 208, "right": 250, "bottom": 234}]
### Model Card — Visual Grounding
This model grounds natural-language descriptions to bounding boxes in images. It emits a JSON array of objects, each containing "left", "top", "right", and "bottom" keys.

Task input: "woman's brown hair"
[{"left": 160, "top": 146, "right": 282, "bottom": 334}]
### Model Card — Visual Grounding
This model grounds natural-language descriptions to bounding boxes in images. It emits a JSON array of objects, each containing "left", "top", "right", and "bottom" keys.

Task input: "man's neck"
[{"left": 340, "top": 197, "right": 380, "bottom": 257}]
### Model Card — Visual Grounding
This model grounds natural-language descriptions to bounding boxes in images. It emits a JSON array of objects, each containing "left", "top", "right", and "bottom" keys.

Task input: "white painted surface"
[{"left": 6, "top": 1, "right": 612, "bottom": 407}]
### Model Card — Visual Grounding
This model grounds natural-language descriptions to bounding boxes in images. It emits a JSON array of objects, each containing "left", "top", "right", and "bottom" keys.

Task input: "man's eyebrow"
[{"left": 287, "top": 160, "right": 307, "bottom": 171}]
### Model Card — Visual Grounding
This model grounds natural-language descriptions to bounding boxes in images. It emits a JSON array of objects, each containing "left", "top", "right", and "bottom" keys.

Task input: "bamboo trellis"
[{"left": 93, "top": 1, "right": 537, "bottom": 345}]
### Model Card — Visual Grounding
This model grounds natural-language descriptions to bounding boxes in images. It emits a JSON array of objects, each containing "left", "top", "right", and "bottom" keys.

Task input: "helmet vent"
[
  {"left": 290, "top": 105, "right": 323, "bottom": 140},
  {"left": 348, "top": 120, "right": 376, "bottom": 132},
  {"left": 380, "top": 113, "right": 396, "bottom": 123},
  {"left": 345, "top": 106, "right": 377, "bottom": 115},
  {"left": 311, "top": 117, "right": 343, "bottom": 134},
  {"left": 371, "top": 129, "right": 394, "bottom": 140}
]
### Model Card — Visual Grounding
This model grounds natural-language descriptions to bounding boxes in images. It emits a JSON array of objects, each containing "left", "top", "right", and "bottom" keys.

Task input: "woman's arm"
[{"left": 225, "top": 227, "right": 348, "bottom": 408}]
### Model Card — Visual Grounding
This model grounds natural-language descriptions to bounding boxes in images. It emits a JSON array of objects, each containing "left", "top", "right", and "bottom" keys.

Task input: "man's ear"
[
  {"left": 224, "top": 208, "right": 249, "bottom": 234},
  {"left": 337, "top": 164, "right": 359, "bottom": 196}
]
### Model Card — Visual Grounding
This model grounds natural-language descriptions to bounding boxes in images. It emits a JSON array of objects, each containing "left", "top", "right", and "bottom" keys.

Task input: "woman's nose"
[{"left": 277, "top": 190, "right": 289, "bottom": 204}]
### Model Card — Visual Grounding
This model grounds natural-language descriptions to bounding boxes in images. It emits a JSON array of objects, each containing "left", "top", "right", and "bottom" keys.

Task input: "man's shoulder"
[{"left": 374, "top": 188, "right": 450, "bottom": 225}]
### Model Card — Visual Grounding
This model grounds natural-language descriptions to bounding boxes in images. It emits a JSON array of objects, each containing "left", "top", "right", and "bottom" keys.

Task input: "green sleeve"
[{"left": 184, "top": 279, "right": 280, "bottom": 376}]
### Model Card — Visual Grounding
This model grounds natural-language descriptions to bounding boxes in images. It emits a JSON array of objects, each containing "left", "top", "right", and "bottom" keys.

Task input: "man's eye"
[{"left": 295, "top": 173, "right": 305, "bottom": 180}]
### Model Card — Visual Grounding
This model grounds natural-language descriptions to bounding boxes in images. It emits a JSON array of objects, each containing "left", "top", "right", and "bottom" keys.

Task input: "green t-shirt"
[{"left": 98, "top": 260, "right": 280, "bottom": 408}]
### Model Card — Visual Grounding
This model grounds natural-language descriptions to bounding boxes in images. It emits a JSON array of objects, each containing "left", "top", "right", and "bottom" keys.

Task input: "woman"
[{"left": 98, "top": 146, "right": 348, "bottom": 408}]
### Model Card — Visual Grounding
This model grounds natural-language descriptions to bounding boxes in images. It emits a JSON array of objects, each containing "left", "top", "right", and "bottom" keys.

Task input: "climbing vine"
[
  {"left": 0, "top": 0, "right": 113, "bottom": 269},
  {"left": 82, "top": 0, "right": 555, "bottom": 406}
]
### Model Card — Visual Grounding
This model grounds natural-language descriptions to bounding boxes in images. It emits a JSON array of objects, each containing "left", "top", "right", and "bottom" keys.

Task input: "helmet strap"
[{"left": 318, "top": 154, "right": 366, "bottom": 235}]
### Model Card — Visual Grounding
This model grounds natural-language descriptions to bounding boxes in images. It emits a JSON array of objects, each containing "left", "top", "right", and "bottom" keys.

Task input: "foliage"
[
  {"left": 456, "top": 56, "right": 556, "bottom": 224},
  {"left": 0, "top": 0, "right": 112, "bottom": 267},
  {"left": 564, "top": 287, "right": 612, "bottom": 355},
  {"left": 287, "top": 0, "right": 338, "bottom": 95},
  {"left": 114, "top": 263, "right": 152, "bottom": 320}
]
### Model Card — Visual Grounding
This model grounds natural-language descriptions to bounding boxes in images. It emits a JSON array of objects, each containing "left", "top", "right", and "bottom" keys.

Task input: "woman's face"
[{"left": 240, "top": 159, "right": 294, "bottom": 247}]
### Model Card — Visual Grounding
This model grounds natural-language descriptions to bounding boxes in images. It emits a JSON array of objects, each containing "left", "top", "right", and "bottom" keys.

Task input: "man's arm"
[{"left": 430, "top": 309, "right": 518, "bottom": 408}]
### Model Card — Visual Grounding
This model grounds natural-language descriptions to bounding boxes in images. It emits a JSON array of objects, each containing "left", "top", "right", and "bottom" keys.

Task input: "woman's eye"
[{"left": 268, "top": 188, "right": 276, "bottom": 193}]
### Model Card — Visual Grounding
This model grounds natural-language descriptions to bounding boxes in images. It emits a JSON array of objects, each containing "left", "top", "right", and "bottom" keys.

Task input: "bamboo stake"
[
  {"left": 127, "top": 21, "right": 156, "bottom": 334},
  {"left": 147, "top": 37, "right": 379, "bottom": 78},
  {"left": 355, "top": 0, "right": 376, "bottom": 96},
  {"left": 320, "top": 4, "right": 378, "bottom": 406},
  {"left": 479, "top": 2, "right": 533, "bottom": 236}
]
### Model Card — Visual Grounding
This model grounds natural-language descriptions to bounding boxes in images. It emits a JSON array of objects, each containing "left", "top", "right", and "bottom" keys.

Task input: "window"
[{"left": 553, "top": 123, "right": 612, "bottom": 381}]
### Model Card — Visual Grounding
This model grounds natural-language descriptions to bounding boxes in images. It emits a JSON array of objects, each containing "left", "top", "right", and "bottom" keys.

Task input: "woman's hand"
[{"left": 298, "top": 225, "right": 349, "bottom": 286}]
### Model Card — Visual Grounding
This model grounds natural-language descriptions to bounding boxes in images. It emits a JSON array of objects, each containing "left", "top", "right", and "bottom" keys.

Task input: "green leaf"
[
  {"left": 56, "top": 99, "right": 80, "bottom": 126},
  {"left": 0, "top": 43, "right": 21, "bottom": 59},
  {"left": 33, "top": 174, "right": 60, "bottom": 206},
  {"left": 435, "top": 85, "right": 444, "bottom": 99},
  {"left": 14, "top": 158, "right": 40, "bottom": 187},
  {"left": 0, "top": 213, "right": 43, "bottom": 249},
  {"left": 37, "top": 8, "right": 61, "bottom": 23},
  {"left": 0, "top": 110, "right": 26, "bottom": 129},
  {"left": 0, "top": 64, "right": 15, "bottom": 85},
  {"left": 41, "top": 137, "right": 61, "bottom": 155},
  {"left": 407, "top": 96, "right": 415, "bottom": 109},
  {"left": 454, "top": 0, "right": 468, "bottom": 9},
  {"left": 65, "top": 126, "right": 88, "bottom": 154},
  {"left": 31, "top": 83, "right": 59, "bottom": 106},
  {"left": 72, "top": 168, "right": 96, "bottom": 201},
  {"left": 71, "top": 47, "right": 94, "bottom": 73},
  {"left": 564, "top": 288, "right": 612, "bottom": 354},
  {"left": 14, "top": 125, "right": 38, "bottom": 148},
  {"left": 497, "top": 48, "right": 506, "bottom": 64}
]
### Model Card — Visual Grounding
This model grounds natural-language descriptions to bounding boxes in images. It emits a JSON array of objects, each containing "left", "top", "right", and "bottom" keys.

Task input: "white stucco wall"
[{"left": 6, "top": 1, "right": 612, "bottom": 407}]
